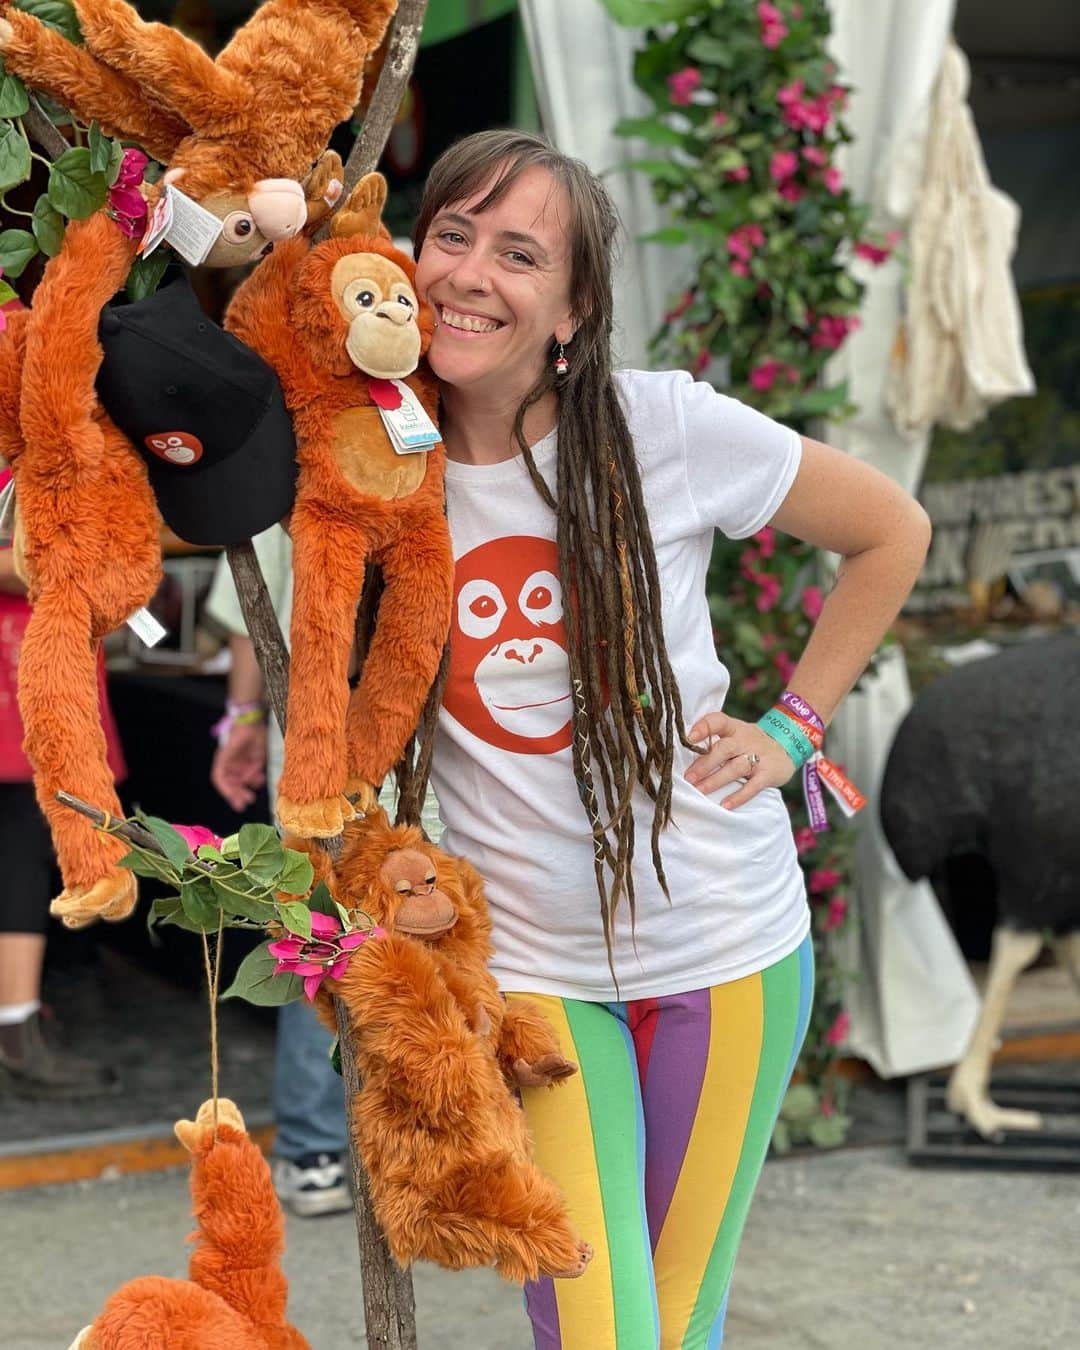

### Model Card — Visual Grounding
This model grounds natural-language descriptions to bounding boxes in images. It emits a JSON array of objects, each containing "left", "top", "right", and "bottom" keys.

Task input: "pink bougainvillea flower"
[
  {"left": 823, "top": 166, "right": 844, "bottom": 195},
  {"left": 777, "top": 80, "right": 805, "bottom": 107},
  {"left": 825, "top": 1010, "right": 851, "bottom": 1047},
  {"left": 854, "top": 230, "right": 901, "bottom": 265},
  {"left": 271, "top": 921, "right": 386, "bottom": 1001},
  {"left": 108, "top": 148, "right": 150, "bottom": 240},
  {"left": 172, "top": 824, "right": 225, "bottom": 854},
  {"left": 802, "top": 145, "right": 828, "bottom": 167},
  {"left": 773, "top": 649, "right": 797, "bottom": 681},
  {"left": 665, "top": 289, "right": 695, "bottom": 323},
  {"left": 755, "top": 576, "right": 782, "bottom": 613},
  {"left": 769, "top": 149, "right": 799, "bottom": 184},
  {"left": 823, "top": 894, "right": 849, "bottom": 932},
  {"left": 750, "top": 358, "right": 781, "bottom": 392},
  {"left": 811, "top": 313, "right": 860, "bottom": 350},
  {"left": 667, "top": 66, "right": 702, "bottom": 106},
  {"left": 712, "top": 109, "right": 730, "bottom": 128},
  {"left": 693, "top": 347, "right": 711, "bottom": 375},
  {"left": 730, "top": 260, "right": 750, "bottom": 277},
  {"left": 809, "top": 867, "right": 842, "bottom": 894},
  {"left": 757, "top": 1, "right": 788, "bottom": 48},
  {"left": 114, "top": 148, "right": 149, "bottom": 188},
  {"left": 794, "top": 825, "right": 817, "bottom": 857},
  {"left": 754, "top": 525, "right": 776, "bottom": 558},
  {"left": 725, "top": 164, "right": 750, "bottom": 183},
  {"left": 801, "top": 585, "right": 824, "bottom": 622},
  {"left": 779, "top": 181, "right": 804, "bottom": 203}
]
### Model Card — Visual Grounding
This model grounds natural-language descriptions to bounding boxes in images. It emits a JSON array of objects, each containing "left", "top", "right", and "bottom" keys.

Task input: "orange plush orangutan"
[
  {"left": 293, "top": 809, "right": 592, "bottom": 1283},
  {"left": 0, "top": 215, "right": 160, "bottom": 928},
  {"left": 68, "top": 1099, "right": 310, "bottom": 1350},
  {"left": 225, "top": 173, "right": 454, "bottom": 839},
  {"left": 0, "top": 0, "right": 399, "bottom": 264}
]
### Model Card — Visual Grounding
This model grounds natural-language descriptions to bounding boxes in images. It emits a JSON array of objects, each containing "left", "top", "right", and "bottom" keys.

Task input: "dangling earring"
[{"left": 554, "top": 341, "right": 569, "bottom": 378}]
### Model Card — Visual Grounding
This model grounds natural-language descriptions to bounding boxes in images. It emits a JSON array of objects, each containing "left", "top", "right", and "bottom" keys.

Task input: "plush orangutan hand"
[{"left": 292, "top": 810, "right": 591, "bottom": 1283}]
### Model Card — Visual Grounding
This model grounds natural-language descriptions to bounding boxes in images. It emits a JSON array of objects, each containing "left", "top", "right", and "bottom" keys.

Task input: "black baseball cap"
[{"left": 96, "top": 271, "right": 297, "bottom": 546}]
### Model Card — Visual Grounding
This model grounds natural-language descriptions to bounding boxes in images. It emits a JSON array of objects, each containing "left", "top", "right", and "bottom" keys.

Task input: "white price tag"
[
  {"left": 163, "top": 185, "right": 225, "bottom": 266},
  {"left": 0, "top": 477, "right": 15, "bottom": 544},
  {"left": 139, "top": 187, "right": 173, "bottom": 258},
  {"left": 125, "top": 606, "right": 168, "bottom": 648},
  {"left": 373, "top": 380, "right": 441, "bottom": 456}
]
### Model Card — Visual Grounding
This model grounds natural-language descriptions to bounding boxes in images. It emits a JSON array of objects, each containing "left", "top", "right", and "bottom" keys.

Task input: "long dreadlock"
[{"left": 396, "top": 131, "right": 694, "bottom": 979}]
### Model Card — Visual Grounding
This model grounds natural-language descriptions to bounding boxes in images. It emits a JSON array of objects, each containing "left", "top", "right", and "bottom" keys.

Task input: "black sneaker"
[
  {"left": 272, "top": 1151, "right": 352, "bottom": 1217},
  {"left": 0, "top": 1009, "right": 118, "bottom": 1099}
]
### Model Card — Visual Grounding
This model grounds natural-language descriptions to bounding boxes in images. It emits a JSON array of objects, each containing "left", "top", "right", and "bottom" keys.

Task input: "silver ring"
[{"left": 745, "top": 752, "right": 761, "bottom": 770}]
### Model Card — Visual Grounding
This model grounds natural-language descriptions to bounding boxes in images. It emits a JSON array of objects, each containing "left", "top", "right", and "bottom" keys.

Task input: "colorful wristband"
[
  {"left": 211, "top": 701, "right": 267, "bottom": 744},
  {"left": 757, "top": 708, "right": 816, "bottom": 768},
  {"left": 778, "top": 691, "right": 824, "bottom": 732}
]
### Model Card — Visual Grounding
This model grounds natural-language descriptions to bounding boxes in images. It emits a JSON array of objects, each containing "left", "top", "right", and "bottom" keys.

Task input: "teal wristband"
[{"left": 757, "top": 708, "right": 815, "bottom": 769}]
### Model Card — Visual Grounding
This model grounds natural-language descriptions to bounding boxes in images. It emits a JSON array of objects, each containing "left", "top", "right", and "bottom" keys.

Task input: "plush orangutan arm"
[
  {"left": 326, "top": 933, "right": 501, "bottom": 1128},
  {"left": 498, "top": 1001, "right": 578, "bottom": 1089},
  {"left": 0, "top": 8, "right": 187, "bottom": 162},
  {"left": 176, "top": 1100, "right": 292, "bottom": 1329},
  {"left": 224, "top": 235, "right": 317, "bottom": 397}
]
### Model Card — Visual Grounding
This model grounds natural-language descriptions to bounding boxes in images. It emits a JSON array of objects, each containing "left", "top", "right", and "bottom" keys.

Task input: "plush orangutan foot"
[
  {"left": 0, "top": 20, "right": 14, "bottom": 49},
  {"left": 343, "top": 777, "right": 380, "bottom": 816},
  {"left": 303, "top": 149, "right": 344, "bottom": 228},
  {"left": 276, "top": 792, "right": 357, "bottom": 838},
  {"left": 552, "top": 1242, "right": 594, "bottom": 1279},
  {"left": 175, "top": 1097, "right": 246, "bottom": 1151},
  {"left": 49, "top": 871, "right": 137, "bottom": 930},
  {"left": 513, "top": 1054, "right": 578, "bottom": 1088}
]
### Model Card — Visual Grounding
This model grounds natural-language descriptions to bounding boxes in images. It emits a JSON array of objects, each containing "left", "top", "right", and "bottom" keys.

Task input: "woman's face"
[{"left": 415, "top": 164, "right": 576, "bottom": 400}]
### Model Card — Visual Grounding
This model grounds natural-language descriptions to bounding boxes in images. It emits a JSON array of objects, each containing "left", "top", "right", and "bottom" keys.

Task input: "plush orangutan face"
[
  {"left": 331, "top": 253, "right": 422, "bottom": 380},
  {"left": 164, "top": 171, "right": 309, "bottom": 268},
  {"left": 377, "top": 847, "right": 457, "bottom": 940}
]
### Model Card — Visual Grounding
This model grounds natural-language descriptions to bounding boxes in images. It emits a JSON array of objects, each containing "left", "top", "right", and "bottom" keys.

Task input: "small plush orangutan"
[
  {"left": 68, "top": 1099, "right": 310, "bottom": 1350},
  {"left": 298, "top": 809, "right": 593, "bottom": 1283},
  {"left": 0, "top": 213, "right": 161, "bottom": 928},
  {"left": 225, "top": 173, "right": 454, "bottom": 839},
  {"left": 0, "top": 0, "right": 399, "bottom": 263}
]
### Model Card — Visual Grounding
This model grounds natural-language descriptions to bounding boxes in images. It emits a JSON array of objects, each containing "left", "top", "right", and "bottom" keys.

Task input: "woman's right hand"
[{"left": 210, "top": 722, "right": 267, "bottom": 811}]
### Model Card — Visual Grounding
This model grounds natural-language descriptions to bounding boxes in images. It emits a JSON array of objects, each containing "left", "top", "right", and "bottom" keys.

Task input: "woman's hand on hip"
[{"left": 685, "top": 712, "right": 795, "bottom": 809}]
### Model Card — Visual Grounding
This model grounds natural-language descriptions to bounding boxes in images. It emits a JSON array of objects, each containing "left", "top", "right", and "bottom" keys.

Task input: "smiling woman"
[{"left": 404, "top": 129, "right": 929, "bottom": 1349}]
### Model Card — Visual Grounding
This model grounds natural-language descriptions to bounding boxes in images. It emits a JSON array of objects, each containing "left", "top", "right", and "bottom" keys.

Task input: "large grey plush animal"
[{"left": 880, "top": 634, "right": 1080, "bottom": 1138}]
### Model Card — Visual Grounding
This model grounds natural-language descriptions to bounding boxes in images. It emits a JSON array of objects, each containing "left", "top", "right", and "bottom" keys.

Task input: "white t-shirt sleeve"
[{"left": 673, "top": 372, "right": 802, "bottom": 539}]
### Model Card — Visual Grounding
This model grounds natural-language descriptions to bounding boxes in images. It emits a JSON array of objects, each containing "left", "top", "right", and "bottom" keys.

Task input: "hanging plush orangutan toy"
[
  {"left": 0, "top": 0, "right": 400, "bottom": 927},
  {"left": 225, "top": 173, "right": 454, "bottom": 839},
  {"left": 291, "top": 809, "right": 593, "bottom": 1283},
  {"left": 68, "top": 1098, "right": 311, "bottom": 1350}
]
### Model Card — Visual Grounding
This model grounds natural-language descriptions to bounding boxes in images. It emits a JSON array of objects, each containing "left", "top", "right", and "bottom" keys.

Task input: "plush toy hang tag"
[
  {"left": 125, "top": 606, "right": 168, "bottom": 647},
  {"left": 0, "top": 477, "right": 15, "bottom": 544},
  {"left": 139, "top": 188, "right": 174, "bottom": 258},
  {"left": 369, "top": 378, "right": 440, "bottom": 455},
  {"left": 140, "top": 185, "right": 223, "bottom": 266}
]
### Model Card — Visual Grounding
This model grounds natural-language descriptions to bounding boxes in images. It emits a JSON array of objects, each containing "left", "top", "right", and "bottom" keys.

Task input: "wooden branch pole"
[{"left": 225, "top": 5, "right": 429, "bottom": 1346}]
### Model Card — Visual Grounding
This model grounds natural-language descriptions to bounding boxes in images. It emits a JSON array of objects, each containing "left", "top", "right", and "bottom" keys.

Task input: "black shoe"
[
  {"left": 272, "top": 1151, "right": 352, "bottom": 1217},
  {"left": 0, "top": 1009, "right": 119, "bottom": 1099}
]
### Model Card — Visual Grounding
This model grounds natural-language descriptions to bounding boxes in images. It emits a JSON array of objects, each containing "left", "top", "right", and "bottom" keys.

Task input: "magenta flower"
[
  {"left": 755, "top": 575, "right": 782, "bottom": 613},
  {"left": 270, "top": 913, "right": 385, "bottom": 1001},
  {"left": 769, "top": 150, "right": 799, "bottom": 184},
  {"left": 854, "top": 230, "right": 901, "bottom": 265},
  {"left": 108, "top": 149, "right": 150, "bottom": 240},
  {"left": 757, "top": 1, "right": 788, "bottom": 48},
  {"left": 730, "top": 259, "right": 750, "bottom": 278},
  {"left": 823, "top": 166, "right": 844, "bottom": 195},
  {"left": 692, "top": 347, "right": 712, "bottom": 375},
  {"left": 726, "top": 164, "right": 750, "bottom": 183},
  {"left": 712, "top": 110, "right": 730, "bottom": 129},
  {"left": 802, "top": 145, "right": 828, "bottom": 168},
  {"left": 825, "top": 1010, "right": 850, "bottom": 1047},
  {"left": 750, "top": 359, "right": 781, "bottom": 392},
  {"left": 727, "top": 222, "right": 766, "bottom": 262},
  {"left": 772, "top": 649, "right": 796, "bottom": 682},
  {"left": 665, "top": 289, "right": 695, "bottom": 323},
  {"left": 810, "top": 313, "right": 860, "bottom": 350},
  {"left": 801, "top": 585, "right": 824, "bottom": 622},
  {"left": 172, "top": 823, "right": 224, "bottom": 854},
  {"left": 667, "top": 66, "right": 702, "bottom": 106},
  {"left": 779, "top": 181, "right": 804, "bottom": 203},
  {"left": 754, "top": 525, "right": 777, "bottom": 558},
  {"left": 794, "top": 825, "right": 817, "bottom": 857},
  {"left": 809, "top": 867, "right": 842, "bottom": 894},
  {"left": 822, "top": 894, "right": 848, "bottom": 932}
]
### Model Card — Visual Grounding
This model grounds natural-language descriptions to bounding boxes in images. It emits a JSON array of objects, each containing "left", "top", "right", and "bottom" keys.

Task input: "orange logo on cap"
[{"left": 145, "top": 431, "right": 204, "bottom": 466}]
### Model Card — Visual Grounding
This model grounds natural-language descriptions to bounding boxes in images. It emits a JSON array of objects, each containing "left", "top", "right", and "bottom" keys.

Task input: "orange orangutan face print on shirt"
[{"left": 444, "top": 535, "right": 574, "bottom": 755}]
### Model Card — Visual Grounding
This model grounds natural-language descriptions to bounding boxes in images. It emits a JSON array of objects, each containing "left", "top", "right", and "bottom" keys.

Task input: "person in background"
[
  {"left": 0, "top": 465, "right": 120, "bottom": 1097},
  {"left": 206, "top": 527, "right": 353, "bottom": 1218}
]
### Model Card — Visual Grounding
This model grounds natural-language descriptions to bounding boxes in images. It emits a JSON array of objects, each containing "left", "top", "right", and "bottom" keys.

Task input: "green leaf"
[
  {"left": 640, "top": 226, "right": 689, "bottom": 245},
  {"left": 278, "top": 900, "right": 312, "bottom": 941},
  {"left": 686, "top": 33, "right": 734, "bottom": 67},
  {"left": 196, "top": 844, "right": 227, "bottom": 864},
  {"left": 0, "top": 228, "right": 37, "bottom": 278},
  {"left": 0, "top": 121, "right": 31, "bottom": 192},
  {"left": 46, "top": 146, "right": 108, "bottom": 219},
  {"left": 180, "top": 877, "right": 222, "bottom": 930},
  {"left": 780, "top": 1082, "right": 820, "bottom": 1123},
  {"left": 31, "top": 196, "right": 64, "bottom": 257},
  {"left": 116, "top": 847, "right": 178, "bottom": 884},
  {"left": 209, "top": 876, "right": 269, "bottom": 924},
  {"left": 0, "top": 279, "right": 16, "bottom": 305},
  {"left": 221, "top": 940, "right": 305, "bottom": 1007},
  {"left": 238, "top": 822, "right": 286, "bottom": 885},
  {"left": 305, "top": 880, "right": 337, "bottom": 917},
  {"left": 220, "top": 832, "right": 241, "bottom": 859},
  {"left": 807, "top": 1114, "right": 851, "bottom": 1149},
  {"left": 125, "top": 251, "right": 170, "bottom": 302},
  {"left": 276, "top": 850, "right": 314, "bottom": 896},
  {"left": 88, "top": 120, "right": 108, "bottom": 173},
  {"left": 329, "top": 1038, "right": 342, "bottom": 1077},
  {"left": 12, "top": 0, "right": 83, "bottom": 44},
  {"left": 613, "top": 116, "right": 686, "bottom": 148},
  {"left": 0, "top": 69, "right": 29, "bottom": 119},
  {"left": 133, "top": 811, "right": 194, "bottom": 869},
  {"left": 104, "top": 136, "right": 123, "bottom": 187},
  {"left": 797, "top": 382, "right": 850, "bottom": 416},
  {"left": 599, "top": 0, "right": 707, "bottom": 24}
]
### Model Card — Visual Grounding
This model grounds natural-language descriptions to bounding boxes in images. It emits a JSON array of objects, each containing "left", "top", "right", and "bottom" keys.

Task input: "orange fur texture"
[
  {"left": 296, "top": 811, "right": 590, "bottom": 1282},
  {"left": 72, "top": 1099, "right": 310, "bottom": 1350},
  {"left": 0, "top": 213, "right": 162, "bottom": 926},
  {"left": 225, "top": 179, "right": 453, "bottom": 839}
]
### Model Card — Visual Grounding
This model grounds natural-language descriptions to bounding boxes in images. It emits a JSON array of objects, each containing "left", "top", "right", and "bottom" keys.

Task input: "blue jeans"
[{"left": 271, "top": 998, "right": 348, "bottom": 1160}]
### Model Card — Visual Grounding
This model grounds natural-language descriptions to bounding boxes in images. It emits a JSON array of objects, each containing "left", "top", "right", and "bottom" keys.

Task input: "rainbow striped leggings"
[{"left": 508, "top": 936, "right": 813, "bottom": 1349}]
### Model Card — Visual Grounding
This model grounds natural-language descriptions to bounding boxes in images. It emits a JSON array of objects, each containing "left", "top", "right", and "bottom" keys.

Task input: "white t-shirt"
[{"left": 431, "top": 368, "right": 810, "bottom": 1001}]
